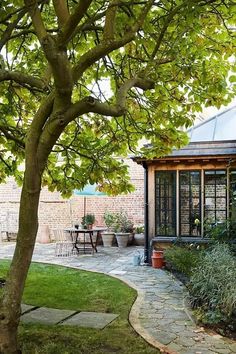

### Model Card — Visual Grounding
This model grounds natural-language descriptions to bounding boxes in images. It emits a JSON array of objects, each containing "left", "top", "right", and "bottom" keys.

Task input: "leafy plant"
[
  {"left": 164, "top": 246, "right": 201, "bottom": 277},
  {"left": 189, "top": 244, "right": 236, "bottom": 324},
  {"left": 82, "top": 214, "right": 95, "bottom": 227},
  {"left": 135, "top": 225, "right": 144, "bottom": 234},
  {"left": 204, "top": 219, "right": 236, "bottom": 244},
  {"left": 113, "top": 211, "right": 134, "bottom": 233},
  {"left": 103, "top": 212, "right": 116, "bottom": 231}
]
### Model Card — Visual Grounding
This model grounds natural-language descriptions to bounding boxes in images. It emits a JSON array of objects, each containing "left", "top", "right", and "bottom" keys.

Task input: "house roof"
[
  {"left": 169, "top": 105, "right": 236, "bottom": 157},
  {"left": 188, "top": 106, "right": 236, "bottom": 142},
  {"left": 168, "top": 141, "right": 236, "bottom": 158}
]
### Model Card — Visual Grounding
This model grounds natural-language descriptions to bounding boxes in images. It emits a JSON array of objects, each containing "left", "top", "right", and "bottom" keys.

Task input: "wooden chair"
[{"left": 52, "top": 229, "right": 75, "bottom": 257}]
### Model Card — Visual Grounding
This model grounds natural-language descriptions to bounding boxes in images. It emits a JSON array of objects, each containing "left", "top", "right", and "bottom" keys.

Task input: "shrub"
[
  {"left": 103, "top": 212, "right": 116, "bottom": 231},
  {"left": 205, "top": 219, "right": 236, "bottom": 244},
  {"left": 164, "top": 245, "right": 201, "bottom": 277},
  {"left": 189, "top": 243, "right": 236, "bottom": 324},
  {"left": 113, "top": 211, "right": 134, "bottom": 233}
]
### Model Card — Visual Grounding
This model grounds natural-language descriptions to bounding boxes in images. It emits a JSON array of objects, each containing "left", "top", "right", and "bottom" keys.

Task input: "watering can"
[{"left": 132, "top": 251, "right": 143, "bottom": 266}]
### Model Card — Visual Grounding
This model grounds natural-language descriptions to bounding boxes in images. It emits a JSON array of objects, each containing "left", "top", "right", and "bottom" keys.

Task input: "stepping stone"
[
  {"left": 21, "top": 307, "right": 76, "bottom": 325},
  {"left": 21, "top": 304, "right": 36, "bottom": 314},
  {"left": 61, "top": 311, "right": 119, "bottom": 329}
]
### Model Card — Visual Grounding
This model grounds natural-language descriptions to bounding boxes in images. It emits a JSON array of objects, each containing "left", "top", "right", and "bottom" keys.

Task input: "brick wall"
[{"left": 0, "top": 159, "right": 144, "bottom": 239}]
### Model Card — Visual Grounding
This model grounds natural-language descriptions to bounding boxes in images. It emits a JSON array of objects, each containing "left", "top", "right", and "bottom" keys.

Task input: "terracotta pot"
[
  {"left": 151, "top": 256, "right": 164, "bottom": 269},
  {"left": 152, "top": 250, "right": 164, "bottom": 258}
]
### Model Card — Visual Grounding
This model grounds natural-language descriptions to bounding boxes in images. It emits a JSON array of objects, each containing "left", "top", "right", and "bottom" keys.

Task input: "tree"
[{"left": 0, "top": 0, "right": 235, "bottom": 352}]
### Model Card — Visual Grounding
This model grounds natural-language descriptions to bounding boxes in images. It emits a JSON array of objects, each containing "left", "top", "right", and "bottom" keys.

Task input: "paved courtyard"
[{"left": 0, "top": 242, "right": 235, "bottom": 354}]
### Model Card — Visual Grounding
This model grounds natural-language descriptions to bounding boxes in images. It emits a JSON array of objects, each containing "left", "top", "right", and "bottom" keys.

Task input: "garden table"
[{"left": 64, "top": 227, "right": 106, "bottom": 254}]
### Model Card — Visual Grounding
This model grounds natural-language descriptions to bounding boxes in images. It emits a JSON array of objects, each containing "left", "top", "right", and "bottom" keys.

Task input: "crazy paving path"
[{"left": 0, "top": 243, "right": 235, "bottom": 354}]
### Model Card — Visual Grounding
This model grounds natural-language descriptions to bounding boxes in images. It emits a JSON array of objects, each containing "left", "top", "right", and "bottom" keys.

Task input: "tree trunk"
[
  {"left": 0, "top": 165, "right": 41, "bottom": 354},
  {"left": 0, "top": 327, "right": 19, "bottom": 354}
]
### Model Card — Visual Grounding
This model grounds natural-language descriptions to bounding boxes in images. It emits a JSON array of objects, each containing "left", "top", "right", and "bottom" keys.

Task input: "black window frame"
[
  {"left": 155, "top": 171, "right": 176, "bottom": 236},
  {"left": 179, "top": 170, "right": 202, "bottom": 237},
  {"left": 204, "top": 169, "right": 227, "bottom": 227}
]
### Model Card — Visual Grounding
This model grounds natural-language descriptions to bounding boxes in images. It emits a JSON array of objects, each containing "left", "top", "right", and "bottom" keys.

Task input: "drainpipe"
[{"left": 142, "top": 162, "right": 149, "bottom": 264}]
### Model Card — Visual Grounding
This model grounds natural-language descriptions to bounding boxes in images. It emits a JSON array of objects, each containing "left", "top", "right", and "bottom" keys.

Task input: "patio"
[{"left": 0, "top": 243, "right": 235, "bottom": 354}]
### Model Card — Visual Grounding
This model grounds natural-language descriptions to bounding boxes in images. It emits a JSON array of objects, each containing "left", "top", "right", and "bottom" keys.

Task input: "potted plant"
[
  {"left": 101, "top": 212, "right": 116, "bottom": 247},
  {"left": 82, "top": 213, "right": 95, "bottom": 229},
  {"left": 134, "top": 225, "right": 145, "bottom": 246},
  {"left": 114, "top": 211, "right": 134, "bottom": 247}
]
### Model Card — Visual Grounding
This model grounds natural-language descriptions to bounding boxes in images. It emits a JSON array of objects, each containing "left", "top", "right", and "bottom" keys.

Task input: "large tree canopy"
[
  {"left": 0, "top": 0, "right": 236, "bottom": 353},
  {"left": 0, "top": 0, "right": 235, "bottom": 195}
]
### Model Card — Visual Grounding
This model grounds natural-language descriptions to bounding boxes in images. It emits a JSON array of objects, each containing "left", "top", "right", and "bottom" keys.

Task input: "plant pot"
[
  {"left": 115, "top": 233, "right": 130, "bottom": 247},
  {"left": 151, "top": 256, "right": 164, "bottom": 269},
  {"left": 152, "top": 249, "right": 164, "bottom": 258},
  {"left": 101, "top": 232, "right": 114, "bottom": 247},
  {"left": 134, "top": 233, "right": 145, "bottom": 246}
]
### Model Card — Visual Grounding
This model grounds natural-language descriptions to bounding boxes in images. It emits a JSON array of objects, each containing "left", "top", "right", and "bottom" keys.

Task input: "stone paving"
[
  {"left": 20, "top": 305, "right": 119, "bottom": 329},
  {"left": 0, "top": 242, "right": 236, "bottom": 354}
]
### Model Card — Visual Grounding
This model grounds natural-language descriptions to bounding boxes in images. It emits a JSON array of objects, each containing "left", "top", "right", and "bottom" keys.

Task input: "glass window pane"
[
  {"left": 179, "top": 171, "right": 201, "bottom": 237},
  {"left": 192, "top": 185, "right": 200, "bottom": 197},
  {"left": 191, "top": 172, "right": 200, "bottom": 184},
  {"left": 216, "top": 210, "right": 226, "bottom": 222},
  {"left": 155, "top": 171, "right": 176, "bottom": 236},
  {"left": 205, "top": 185, "right": 215, "bottom": 197},
  {"left": 181, "top": 224, "right": 190, "bottom": 235},
  {"left": 205, "top": 210, "right": 215, "bottom": 223},
  {"left": 205, "top": 197, "right": 215, "bottom": 209},
  {"left": 205, "top": 171, "right": 216, "bottom": 185},
  {"left": 204, "top": 170, "right": 227, "bottom": 227},
  {"left": 216, "top": 185, "right": 226, "bottom": 197},
  {"left": 230, "top": 170, "right": 236, "bottom": 222},
  {"left": 216, "top": 198, "right": 226, "bottom": 210}
]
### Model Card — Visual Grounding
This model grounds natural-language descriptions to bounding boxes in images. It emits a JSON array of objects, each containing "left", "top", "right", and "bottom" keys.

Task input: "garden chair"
[{"left": 52, "top": 229, "right": 75, "bottom": 257}]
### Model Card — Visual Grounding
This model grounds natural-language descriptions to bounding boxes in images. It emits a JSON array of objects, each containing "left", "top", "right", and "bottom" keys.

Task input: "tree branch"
[
  {"left": 73, "top": 0, "right": 155, "bottom": 82},
  {"left": 40, "top": 35, "right": 73, "bottom": 110},
  {"left": 21, "top": 2, "right": 73, "bottom": 108},
  {"left": 66, "top": 77, "right": 155, "bottom": 121},
  {"left": 0, "top": 70, "right": 47, "bottom": 90},
  {"left": 0, "top": 127, "right": 25, "bottom": 148},
  {"left": 58, "top": 0, "right": 93, "bottom": 47},
  {"left": 0, "top": 153, "right": 13, "bottom": 172},
  {"left": 24, "top": 0, "right": 47, "bottom": 42},
  {"left": 0, "top": 8, "right": 27, "bottom": 51},
  {"left": 52, "top": 0, "right": 70, "bottom": 27},
  {"left": 26, "top": 92, "right": 54, "bottom": 169},
  {"left": 103, "top": 0, "right": 119, "bottom": 41},
  {"left": 151, "top": 0, "right": 216, "bottom": 60},
  {"left": 37, "top": 73, "right": 154, "bottom": 174}
]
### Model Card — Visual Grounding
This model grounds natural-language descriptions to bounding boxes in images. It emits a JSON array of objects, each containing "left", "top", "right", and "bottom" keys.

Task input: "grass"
[{"left": 0, "top": 260, "right": 159, "bottom": 354}]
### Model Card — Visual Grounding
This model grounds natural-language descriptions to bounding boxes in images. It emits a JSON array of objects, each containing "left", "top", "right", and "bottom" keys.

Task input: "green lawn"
[{"left": 0, "top": 260, "right": 159, "bottom": 354}]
